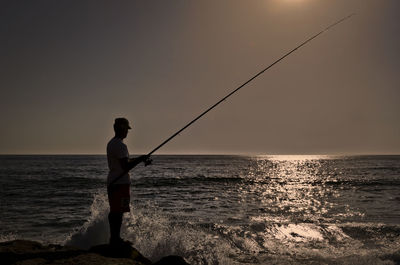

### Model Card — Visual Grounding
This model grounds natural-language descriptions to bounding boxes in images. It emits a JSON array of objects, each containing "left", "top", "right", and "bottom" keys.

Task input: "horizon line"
[{"left": 1, "top": 153, "right": 399, "bottom": 156}]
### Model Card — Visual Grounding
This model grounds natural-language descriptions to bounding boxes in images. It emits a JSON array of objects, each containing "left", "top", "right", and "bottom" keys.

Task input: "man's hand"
[
  {"left": 139, "top": 155, "right": 152, "bottom": 166},
  {"left": 144, "top": 156, "right": 152, "bottom": 166},
  {"left": 125, "top": 155, "right": 151, "bottom": 170}
]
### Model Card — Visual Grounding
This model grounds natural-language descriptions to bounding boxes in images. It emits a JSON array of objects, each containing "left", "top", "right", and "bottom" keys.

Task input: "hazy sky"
[{"left": 1, "top": 0, "right": 399, "bottom": 155}]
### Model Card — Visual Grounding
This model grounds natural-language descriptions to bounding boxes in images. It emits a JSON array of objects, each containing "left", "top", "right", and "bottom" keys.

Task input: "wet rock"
[
  {"left": 89, "top": 244, "right": 151, "bottom": 264},
  {"left": 153, "top": 255, "right": 190, "bottom": 265},
  {"left": 0, "top": 240, "right": 189, "bottom": 265},
  {"left": 0, "top": 240, "right": 85, "bottom": 265}
]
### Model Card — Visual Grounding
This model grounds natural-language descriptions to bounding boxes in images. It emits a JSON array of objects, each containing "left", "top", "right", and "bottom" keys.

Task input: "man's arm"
[{"left": 119, "top": 155, "right": 150, "bottom": 172}]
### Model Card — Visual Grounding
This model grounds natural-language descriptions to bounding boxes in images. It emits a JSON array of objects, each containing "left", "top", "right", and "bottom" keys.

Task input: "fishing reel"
[{"left": 144, "top": 156, "right": 152, "bottom": 166}]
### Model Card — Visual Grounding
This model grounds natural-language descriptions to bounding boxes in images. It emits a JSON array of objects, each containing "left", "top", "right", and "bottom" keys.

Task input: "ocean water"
[{"left": 0, "top": 155, "right": 399, "bottom": 264}]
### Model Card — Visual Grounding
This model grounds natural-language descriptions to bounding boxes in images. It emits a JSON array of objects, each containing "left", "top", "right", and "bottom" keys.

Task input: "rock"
[
  {"left": 0, "top": 240, "right": 85, "bottom": 265},
  {"left": 153, "top": 255, "right": 190, "bottom": 265},
  {"left": 89, "top": 244, "right": 151, "bottom": 264},
  {"left": 0, "top": 240, "right": 189, "bottom": 265}
]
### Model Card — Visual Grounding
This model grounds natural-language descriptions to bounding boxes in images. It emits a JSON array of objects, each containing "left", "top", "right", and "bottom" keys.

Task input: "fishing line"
[
  {"left": 109, "top": 13, "right": 355, "bottom": 187},
  {"left": 147, "top": 13, "right": 355, "bottom": 156}
]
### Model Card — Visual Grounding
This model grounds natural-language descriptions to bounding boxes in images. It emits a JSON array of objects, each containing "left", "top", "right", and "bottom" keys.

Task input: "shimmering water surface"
[{"left": 1, "top": 155, "right": 399, "bottom": 264}]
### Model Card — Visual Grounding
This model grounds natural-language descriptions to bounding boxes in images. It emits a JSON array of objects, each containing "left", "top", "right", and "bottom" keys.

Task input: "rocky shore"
[{"left": 0, "top": 240, "right": 190, "bottom": 265}]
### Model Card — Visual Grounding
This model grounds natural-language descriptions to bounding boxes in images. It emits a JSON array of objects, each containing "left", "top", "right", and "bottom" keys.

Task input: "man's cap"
[{"left": 114, "top": 117, "right": 132, "bottom": 129}]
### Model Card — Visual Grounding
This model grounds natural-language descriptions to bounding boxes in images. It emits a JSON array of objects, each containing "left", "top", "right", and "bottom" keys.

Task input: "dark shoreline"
[{"left": 0, "top": 240, "right": 189, "bottom": 265}]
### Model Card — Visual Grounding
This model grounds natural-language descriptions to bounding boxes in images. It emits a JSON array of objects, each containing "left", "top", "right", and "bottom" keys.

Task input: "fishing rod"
[
  {"left": 146, "top": 13, "right": 355, "bottom": 156},
  {"left": 109, "top": 13, "right": 354, "bottom": 187}
]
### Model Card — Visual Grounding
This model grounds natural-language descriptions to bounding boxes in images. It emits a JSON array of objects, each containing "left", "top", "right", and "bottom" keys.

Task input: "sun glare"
[
  {"left": 273, "top": 0, "right": 309, "bottom": 6},
  {"left": 256, "top": 155, "right": 334, "bottom": 161},
  {"left": 282, "top": 0, "right": 307, "bottom": 2}
]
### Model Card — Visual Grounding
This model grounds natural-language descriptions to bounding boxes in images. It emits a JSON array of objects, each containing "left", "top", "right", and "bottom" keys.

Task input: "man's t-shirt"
[{"left": 107, "top": 137, "right": 130, "bottom": 185}]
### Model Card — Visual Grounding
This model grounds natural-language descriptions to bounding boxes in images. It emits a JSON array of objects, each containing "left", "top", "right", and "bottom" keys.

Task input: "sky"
[{"left": 1, "top": 0, "right": 399, "bottom": 155}]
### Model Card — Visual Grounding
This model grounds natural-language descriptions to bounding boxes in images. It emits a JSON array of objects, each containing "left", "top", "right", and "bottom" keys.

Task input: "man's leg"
[
  {"left": 107, "top": 184, "right": 130, "bottom": 245},
  {"left": 108, "top": 211, "right": 123, "bottom": 244}
]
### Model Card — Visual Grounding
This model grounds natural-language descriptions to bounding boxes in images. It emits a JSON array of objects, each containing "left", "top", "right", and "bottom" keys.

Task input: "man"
[{"left": 106, "top": 117, "right": 150, "bottom": 245}]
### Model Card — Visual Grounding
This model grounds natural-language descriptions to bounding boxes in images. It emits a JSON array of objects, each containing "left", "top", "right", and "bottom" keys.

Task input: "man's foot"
[
  {"left": 109, "top": 237, "right": 132, "bottom": 246},
  {"left": 109, "top": 237, "right": 123, "bottom": 246},
  {"left": 121, "top": 239, "right": 133, "bottom": 245}
]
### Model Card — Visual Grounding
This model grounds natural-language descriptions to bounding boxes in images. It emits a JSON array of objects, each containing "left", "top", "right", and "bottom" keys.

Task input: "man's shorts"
[{"left": 107, "top": 184, "right": 130, "bottom": 213}]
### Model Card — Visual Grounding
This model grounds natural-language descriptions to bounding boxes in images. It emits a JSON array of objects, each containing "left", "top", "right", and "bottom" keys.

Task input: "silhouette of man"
[{"left": 106, "top": 117, "right": 150, "bottom": 245}]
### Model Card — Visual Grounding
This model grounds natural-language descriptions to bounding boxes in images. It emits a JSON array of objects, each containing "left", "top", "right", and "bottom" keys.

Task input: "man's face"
[{"left": 121, "top": 127, "right": 129, "bottom": 139}]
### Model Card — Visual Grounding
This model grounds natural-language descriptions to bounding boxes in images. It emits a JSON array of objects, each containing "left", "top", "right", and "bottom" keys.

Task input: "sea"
[{"left": 0, "top": 155, "right": 399, "bottom": 265}]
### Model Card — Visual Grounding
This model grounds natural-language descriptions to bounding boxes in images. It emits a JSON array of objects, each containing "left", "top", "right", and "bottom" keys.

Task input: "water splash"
[
  {"left": 0, "top": 232, "right": 17, "bottom": 243},
  {"left": 62, "top": 191, "right": 239, "bottom": 264},
  {"left": 64, "top": 191, "right": 110, "bottom": 249},
  {"left": 122, "top": 202, "right": 239, "bottom": 264},
  {"left": 61, "top": 189, "right": 400, "bottom": 264}
]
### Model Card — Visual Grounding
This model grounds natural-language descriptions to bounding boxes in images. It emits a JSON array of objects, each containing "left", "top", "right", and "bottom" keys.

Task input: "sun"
[{"left": 279, "top": 0, "right": 308, "bottom": 4}]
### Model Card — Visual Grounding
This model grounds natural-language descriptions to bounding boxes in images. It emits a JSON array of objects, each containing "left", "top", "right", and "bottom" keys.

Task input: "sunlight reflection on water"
[
  {"left": 244, "top": 155, "right": 358, "bottom": 224},
  {"left": 238, "top": 154, "right": 370, "bottom": 257}
]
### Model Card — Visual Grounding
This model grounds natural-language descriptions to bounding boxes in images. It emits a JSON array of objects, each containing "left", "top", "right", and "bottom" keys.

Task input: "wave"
[
  {"left": 133, "top": 175, "right": 245, "bottom": 188},
  {"left": 62, "top": 190, "right": 400, "bottom": 264},
  {"left": 63, "top": 191, "right": 239, "bottom": 264},
  {"left": 131, "top": 175, "right": 400, "bottom": 190},
  {"left": 322, "top": 179, "right": 400, "bottom": 187},
  {"left": 64, "top": 192, "right": 110, "bottom": 249}
]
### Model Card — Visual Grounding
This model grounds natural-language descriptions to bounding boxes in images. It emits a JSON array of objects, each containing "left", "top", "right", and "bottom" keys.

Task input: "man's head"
[{"left": 114, "top": 117, "right": 131, "bottom": 139}]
